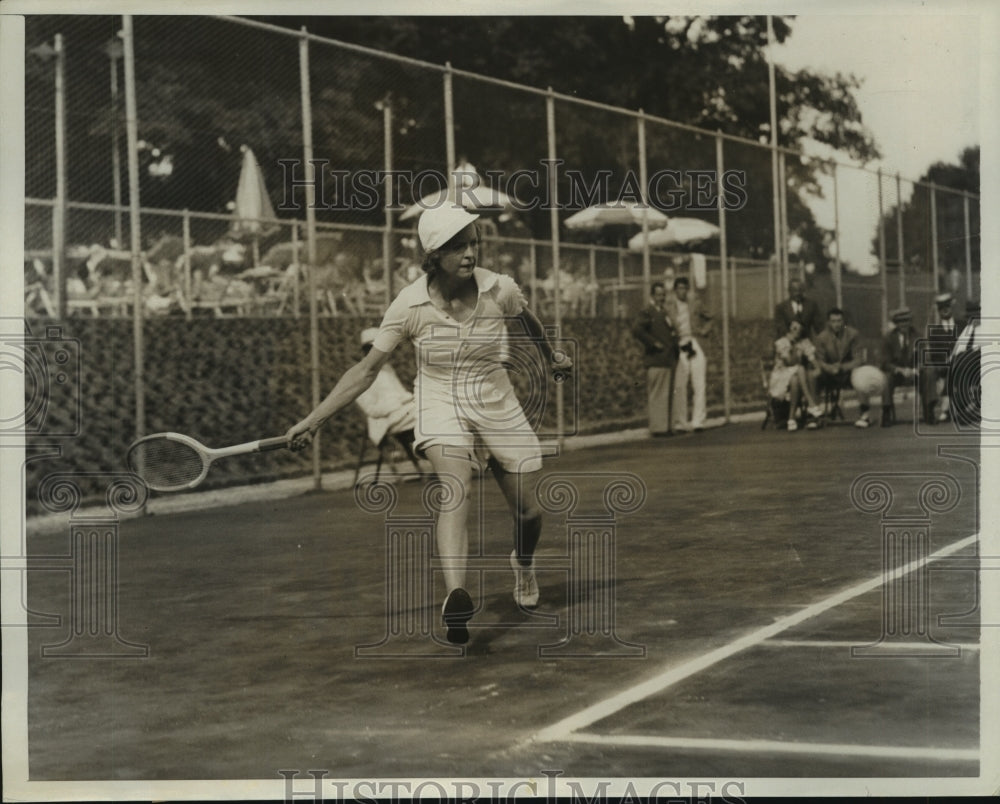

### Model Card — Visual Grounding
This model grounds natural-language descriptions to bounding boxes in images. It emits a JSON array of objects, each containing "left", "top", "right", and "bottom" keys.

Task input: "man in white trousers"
[{"left": 665, "top": 275, "right": 712, "bottom": 433}]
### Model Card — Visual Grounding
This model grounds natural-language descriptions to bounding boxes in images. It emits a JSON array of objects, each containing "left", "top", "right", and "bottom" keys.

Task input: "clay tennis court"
[{"left": 24, "top": 417, "right": 981, "bottom": 782}]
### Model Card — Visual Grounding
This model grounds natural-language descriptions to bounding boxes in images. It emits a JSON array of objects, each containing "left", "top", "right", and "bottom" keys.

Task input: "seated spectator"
[
  {"left": 948, "top": 300, "right": 981, "bottom": 428},
  {"left": 879, "top": 307, "right": 918, "bottom": 427},
  {"left": 813, "top": 307, "right": 875, "bottom": 428},
  {"left": 920, "top": 293, "right": 963, "bottom": 424},
  {"left": 768, "top": 319, "right": 825, "bottom": 431},
  {"left": 354, "top": 328, "right": 418, "bottom": 454}
]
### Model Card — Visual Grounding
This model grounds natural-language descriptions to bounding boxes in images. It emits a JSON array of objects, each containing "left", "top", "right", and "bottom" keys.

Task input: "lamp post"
[{"left": 104, "top": 36, "right": 124, "bottom": 247}]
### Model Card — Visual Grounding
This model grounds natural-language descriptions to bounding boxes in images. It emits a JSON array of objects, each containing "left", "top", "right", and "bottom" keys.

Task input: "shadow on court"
[{"left": 24, "top": 419, "right": 981, "bottom": 780}]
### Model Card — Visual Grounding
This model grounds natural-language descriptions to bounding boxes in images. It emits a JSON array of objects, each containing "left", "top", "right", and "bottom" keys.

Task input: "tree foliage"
[{"left": 25, "top": 14, "right": 886, "bottom": 258}]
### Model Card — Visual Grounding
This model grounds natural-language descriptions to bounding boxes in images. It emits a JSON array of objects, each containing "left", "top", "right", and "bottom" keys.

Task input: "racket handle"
[{"left": 257, "top": 436, "right": 291, "bottom": 452}]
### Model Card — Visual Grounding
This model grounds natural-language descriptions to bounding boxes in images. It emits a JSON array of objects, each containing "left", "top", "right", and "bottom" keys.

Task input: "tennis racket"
[{"left": 126, "top": 432, "right": 289, "bottom": 492}]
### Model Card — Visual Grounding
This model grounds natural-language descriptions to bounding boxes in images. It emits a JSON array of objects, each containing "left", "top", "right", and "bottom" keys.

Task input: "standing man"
[
  {"left": 880, "top": 307, "right": 919, "bottom": 427},
  {"left": 949, "top": 300, "right": 981, "bottom": 429},
  {"left": 631, "top": 282, "right": 679, "bottom": 437},
  {"left": 774, "top": 278, "right": 824, "bottom": 339},
  {"left": 919, "top": 293, "right": 964, "bottom": 424},
  {"left": 666, "top": 276, "right": 712, "bottom": 433}
]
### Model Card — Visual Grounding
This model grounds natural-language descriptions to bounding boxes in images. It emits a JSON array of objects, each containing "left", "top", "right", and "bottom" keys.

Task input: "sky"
[{"left": 772, "top": 12, "right": 982, "bottom": 274}]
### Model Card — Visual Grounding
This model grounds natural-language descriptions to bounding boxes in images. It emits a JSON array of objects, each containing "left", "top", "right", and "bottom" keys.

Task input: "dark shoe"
[{"left": 441, "top": 588, "right": 474, "bottom": 644}]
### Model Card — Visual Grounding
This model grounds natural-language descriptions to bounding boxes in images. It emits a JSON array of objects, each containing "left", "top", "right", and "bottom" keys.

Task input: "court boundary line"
[
  {"left": 532, "top": 532, "right": 979, "bottom": 744},
  {"left": 761, "top": 638, "right": 981, "bottom": 651},
  {"left": 555, "top": 732, "right": 979, "bottom": 763}
]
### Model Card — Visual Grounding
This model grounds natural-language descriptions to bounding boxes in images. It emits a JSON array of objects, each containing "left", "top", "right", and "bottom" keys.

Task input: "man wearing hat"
[
  {"left": 919, "top": 293, "right": 965, "bottom": 424},
  {"left": 880, "top": 307, "right": 919, "bottom": 426}
]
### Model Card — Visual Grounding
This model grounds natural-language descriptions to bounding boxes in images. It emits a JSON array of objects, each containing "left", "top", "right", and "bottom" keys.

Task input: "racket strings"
[{"left": 128, "top": 438, "right": 206, "bottom": 490}]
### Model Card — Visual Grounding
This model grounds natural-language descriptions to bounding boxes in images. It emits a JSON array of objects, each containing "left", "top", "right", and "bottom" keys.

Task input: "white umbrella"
[
  {"left": 400, "top": 163, "right": 519, "bottom": 221},
  {"left": 399, "top": 184, "right": 518, "bottom": 221},
  {"left": 627, "top": 218, "right": 720, "bottom": 251},
  {"left": 564, "top": 201, "right": 668, "bottom": 231},
  {"left": 230, "top": 145, "right": 276, "bottom": 236}
]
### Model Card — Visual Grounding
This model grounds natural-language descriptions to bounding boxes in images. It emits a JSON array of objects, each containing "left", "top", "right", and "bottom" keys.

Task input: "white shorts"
[{"left": 413, "top": 387, "right": 543, "bottom": 473}]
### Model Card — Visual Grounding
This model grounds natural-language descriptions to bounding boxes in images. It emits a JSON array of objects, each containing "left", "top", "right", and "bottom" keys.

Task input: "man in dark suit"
[
  {"left": 919, "top": 293, "right": 964, "bottom": 424},
  {"left": 631, "top": 282, "right": 679, "bottom": 437},
  {"left": 774, "top": 278, "right": 824, "bottom": 339},
  {"left": 880, "top": 307, "right": 919, "bottom": 426}
]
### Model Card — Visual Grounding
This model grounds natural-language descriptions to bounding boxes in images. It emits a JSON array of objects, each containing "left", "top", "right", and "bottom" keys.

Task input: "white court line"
[
  {"left": 532, "top": 533, "right": 979, "bottom": 744},
  {"left": 557, "top": 733, "right": 979, "bottom": 763},
  {"left": 761, "top": 639, "right": 981, "bottom": 652}
]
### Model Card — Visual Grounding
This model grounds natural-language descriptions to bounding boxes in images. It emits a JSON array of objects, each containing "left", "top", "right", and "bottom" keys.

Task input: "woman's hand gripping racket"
[{"left": 126, "top": 432, "right": 290, "bottom": 492}]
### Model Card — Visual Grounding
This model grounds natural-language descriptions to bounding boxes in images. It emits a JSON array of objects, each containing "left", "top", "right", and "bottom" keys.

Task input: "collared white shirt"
[{"left": 372, "top": 267, "right": 527, "bottom": 403}]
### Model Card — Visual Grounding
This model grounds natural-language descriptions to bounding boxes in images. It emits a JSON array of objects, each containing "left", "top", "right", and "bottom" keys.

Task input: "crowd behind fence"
[{"left": 22, "top": 13, "right": 981, "bottom": 493}]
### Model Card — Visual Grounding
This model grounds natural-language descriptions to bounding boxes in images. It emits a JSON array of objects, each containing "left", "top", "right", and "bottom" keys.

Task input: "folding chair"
[{"left": 352, "top": 428, "right": 422, "bottom": 487}]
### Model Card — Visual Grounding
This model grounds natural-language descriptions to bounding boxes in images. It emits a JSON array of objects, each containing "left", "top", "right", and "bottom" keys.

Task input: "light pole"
[{"left": 104, "top": 36, "right": 124, "bottom": 247}]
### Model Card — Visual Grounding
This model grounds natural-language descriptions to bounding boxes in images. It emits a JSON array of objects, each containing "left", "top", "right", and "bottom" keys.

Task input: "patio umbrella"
[
  {"left": 627, "top": 217, "right": 720, "bottom": 251},
  {"left": 399, "top": 167, "right": 519, "bottom": 221},
  {"left": 563, "top": 201, "right": 668, "bottom": 232},
  {"left": 231, "top": 145, "right": 277, "bottom": 237}
]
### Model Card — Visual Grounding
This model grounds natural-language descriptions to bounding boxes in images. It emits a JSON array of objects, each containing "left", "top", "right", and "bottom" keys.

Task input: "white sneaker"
[
  {"left": 787, "top": 419, "right": 798, "bottom": 432},
  {"left": 509, "top": 550, "right": 539, "bottom": 609},
  {"left": 808, "top": 404, "right": 825, "bottom": 419},
  {"left": 854, "top": 414, "right": 871, "bottom": 429}
]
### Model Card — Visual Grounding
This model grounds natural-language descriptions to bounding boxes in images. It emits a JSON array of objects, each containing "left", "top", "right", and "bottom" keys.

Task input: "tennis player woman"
[{"left": 286, "top": 205, "right": 572, "bottom": 644}]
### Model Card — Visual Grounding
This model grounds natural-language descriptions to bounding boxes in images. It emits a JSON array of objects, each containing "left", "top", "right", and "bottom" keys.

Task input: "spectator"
[
  {"left": 949, "top": 300, "right": 981, "bottom": 428},
  {"left": 665, "top": 276, "right": 712, "bottom": 433},
  {"left": 631, "top": 281, "right": 679, "bottom": 437},
  {"left": 774, "top": 278, "right": 824, "bottom": 339},
  {"left": 813, "top": 307, "right": 873, "bottom": 428},
  {"left": 919, "top": 293, "right": 963, "bottom": 424},
  {"left": 768, "top": 319, "right": 825, "bottom": 431},
  {"left": 879, "top": 307, "right": 919, "bottom": 427},
  {"left": 354, "top": 327, "right": 418, "bottom": 458}
]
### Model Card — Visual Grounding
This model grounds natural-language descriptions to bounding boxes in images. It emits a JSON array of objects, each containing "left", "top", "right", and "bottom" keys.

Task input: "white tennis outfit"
[{"left": 371, "top": 267, "right": 543, "bottom": 473}]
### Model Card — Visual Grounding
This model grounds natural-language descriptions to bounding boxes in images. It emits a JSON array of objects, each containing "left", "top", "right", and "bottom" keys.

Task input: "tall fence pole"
[
  {"left": 963, "top": 194, "right": 973, "bottom": 299},
  {"left": 778, "top": 151, "right": 790, "bottom": 290},
  {"left": 716, "top": 133, "right": 731, "bottom": 422},
  {"left": 929, "top": 181, "right": 940, "bottom": 297},
  {"left": 546, "top": 89, "right": 564, "bottom": 446},
  {"left": 299, "top": 28, "right": 322, "bottom": 490},
  {"left": 877, "top": 167, "right": 888, "bottom": 330},
  {"left": 181, "top": 208, "right": 192, "bottom": 320},
  {"left": 833, "top": 162, "right": 843, "bottom": 309},
  {"left": 896, "top": 172, "right": 905, "bottom": 311},
  {"left": 121, "top": 17, "right": 144, "bottom": 466},
  {"left": 637, "top": 110, "right": 651, "bottom": 298},
  {"left": 52, "top": 33, "right": 68, "bottom": 320},
  {"left": 767, "top": 16, "right": 782, "bottom": 301},
  {"left": 381, "top": 98, "right": 394, "bottom": 311},
  {"left": 444, "top": 63, "right": 456, "bottom": 180}
]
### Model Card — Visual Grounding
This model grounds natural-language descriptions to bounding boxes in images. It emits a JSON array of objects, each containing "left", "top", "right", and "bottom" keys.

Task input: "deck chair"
[{"left": 352, "top": 428, "right": 422, "bottom": 487}]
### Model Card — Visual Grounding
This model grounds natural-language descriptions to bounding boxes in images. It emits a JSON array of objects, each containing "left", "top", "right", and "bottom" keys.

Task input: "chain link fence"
[{"left": 21, "top": 14, "right": 982, "bottom": 500}]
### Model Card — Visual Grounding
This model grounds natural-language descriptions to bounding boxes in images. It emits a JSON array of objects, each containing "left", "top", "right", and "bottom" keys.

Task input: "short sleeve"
[
  {"left": 371, "top": 290, "right": 412, "bottom": 353},
  {"left": 493, "top": 273, "right": 527, "bottom": 316}
]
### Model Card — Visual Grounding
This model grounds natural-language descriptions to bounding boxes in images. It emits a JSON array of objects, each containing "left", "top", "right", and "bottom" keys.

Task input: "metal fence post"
[
  {"left": 877, "top": 167, "right": 888, "bottom": 330},
  {"left": 181, "top": 208, "right": 192, "bottom": 320},
  {"left": 546, "top": 89, "right": 564, "bottom": 446},
  {"left": 930, "top": 181, "right": 939, "bottom": 295},
  {"left": 121, "top": 17, "right": 145, "bottom": 488},
  {"left": 637, "top": 110, "right": 651, "bottom": 299},
  {"left": 963, "top": 194, "right": 973, "bottom": 299},
  {"left": 299, "top": 27, "right": 322, "bottom": 490},
  {"left": 716, "top": 133, "right": 731, "bottom": 422},
  {"left": 52, "top": 33, "right": 68, "bottom": 320},
  {"left": 833, "top": 161, "right": 843, "bottom": 309},
  {"left": 896, "top": 171, "right": 906, "bottom": 311},
  {"left": 444, "top": 63, "right": 456, "bottom": 177}
]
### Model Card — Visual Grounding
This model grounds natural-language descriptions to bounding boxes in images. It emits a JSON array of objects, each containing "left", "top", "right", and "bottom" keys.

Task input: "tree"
[{"left": 870, "top": 146, "right": 979, "bottom": 286}]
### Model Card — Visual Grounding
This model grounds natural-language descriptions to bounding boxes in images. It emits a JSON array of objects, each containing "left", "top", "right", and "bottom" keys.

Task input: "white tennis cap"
[
  {"left": 360, "top": 327, "right": 379, "bottom": 346},
  {"left": 417, "top": 204, "right": 480, "bottom": 253}
]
